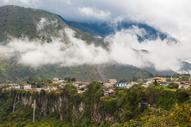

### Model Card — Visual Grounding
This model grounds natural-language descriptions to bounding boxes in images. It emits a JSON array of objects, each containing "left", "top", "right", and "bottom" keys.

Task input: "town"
[{"left": 0, "top": 73, "right": 191, "bottom": 96}]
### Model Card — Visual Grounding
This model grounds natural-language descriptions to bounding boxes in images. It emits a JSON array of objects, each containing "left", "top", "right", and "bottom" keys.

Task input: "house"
[
  {"left": 128, "top": 81, "right": 138, "bottom": 89},
  {"left": 154, "top": 77, "right": 167, "bottom": 82},
  {"left": 15, "top": 85, "right": 21, "bottom": 90},
  {"left": 142, "top": 80, "right": 153, "bottom": 87},
  {"left": 77, "top": 84, "right": 88, "bottom": 93},
  {"left": 74, "top": 82, "right": 88, "bottom": 94},
  {"left": 53, "top": 77, "right": 65, "bottom": 84},
  {"left": 115, "top": 81, "right": 128, "bottom": 88},
  {"left": 159, "top": 82, "right": 169, "bottom": 86},
  {"left": 50, "top": 86, "right": 58, "bottom": 91},
  {"left": 145, "top": 79, "right": 153, "bottom": 85},
  {"left": 108, "top": 79, "right": 117, "bottom": 84},
  {"left": 23, "top": 84, "right": 32, "bottom": 90},
  {"left": 103, "top": 79, "right": 117, "bottom": 88},
  {"left": 104, "top": 89, "right": 115, "bottom": 96},
  {"left": 36, "top": 88, "right": 43, "bottom": 92},
  {"left": 153, "top": 77, "right": 170, "bottom": 86},
  {"left": 178, "top": 81, "right": 191, "bottom": 89},
  {"left": 8, "top": 84, "right": 21, "bottom": 90}
]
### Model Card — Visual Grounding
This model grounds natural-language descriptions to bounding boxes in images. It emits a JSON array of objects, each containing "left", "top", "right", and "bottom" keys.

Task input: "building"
[
  {"left": 159, "top": 82, "right": 169, "bottom": 86},
  {"left": 8, "top": 84, "right": 21, "bottom": 90},
  {"left": 36, "top": 88, "right": 43, "bottom": 92},
  {"left": 115, "top": 81, "right": 128, "bottom": 88},
  {"left": 23, "top": 84, "right": 32, "bottom": 90},
  {"left": 128, "top": 81, "right": 138, "bottom": 89},
  {"left": 153, "top": 77, "right": 170, "bottom": 86},
  {"left": 103, "top": 79, "right": 117, "bottom": 88},
  {"left": 154, "top": 77, "right": 167, "bottom": 82},
  {"left": 104, "top": 89, "right": 115, "bottom": 96},
  {"left": 178, "top": 81, "right": 191, "bottom": 89},
  {"left": 52, "top": 77, "right": 65, "bottom": 84}
]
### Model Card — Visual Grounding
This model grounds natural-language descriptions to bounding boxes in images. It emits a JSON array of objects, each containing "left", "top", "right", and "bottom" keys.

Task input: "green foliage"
[
  {"left": 100, "top": 96, "right": 118, "bottom": 114},
  {"left": 0, "top": 58, "right": 152, "bottom": 83},
  {"left": 171, "top": 104, "right": 191, "bottom": 127},
  {"left": 176, "top": 89, "right": 191, "bottom": 103},
  {"left": 168, "top": 82, "right": 179, "bottom": 89},
  {"left": 0, "top": 83, "right": 191, "bottom": 126},
  {"left": 0, "top": 5, "right": 65, "bottom": 42}
]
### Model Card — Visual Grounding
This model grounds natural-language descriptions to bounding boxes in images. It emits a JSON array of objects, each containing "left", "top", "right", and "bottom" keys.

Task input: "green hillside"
[
  {"left": 0, "top": 5, "right": 152, "bottom": 81},
  {"left": 0, "top": 5, "right": 64, "bottom": 42},
  {"left": 0, "top": 58, "right": 152, "bottom": 82},
  {"left": 0, "top": 5, "right": 101, "bottom": 45}
]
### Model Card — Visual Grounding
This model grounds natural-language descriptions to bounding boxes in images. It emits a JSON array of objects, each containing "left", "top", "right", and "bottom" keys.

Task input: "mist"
[
  {"left": 0, "top": 27, "right": 110, "bottom": 67},
  {"left": 0, "top": 0, "right": 191, "bottom": 73},
  {"left": 0, "top": 25, "right": 191, "bottom": 73}
]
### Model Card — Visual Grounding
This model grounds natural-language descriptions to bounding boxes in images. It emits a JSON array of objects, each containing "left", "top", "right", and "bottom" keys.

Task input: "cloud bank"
[
  {"left": 0, "top": 0, "right": 191, "bottom": 73},
  {"left": 0, "top": 28, "right": 109, "bottom": 67},
  {"left": 0, "top": 26, "right": 191, "bottom": 73},
  {"left": 79, "top": 7, "right": 111, "bottom": 21}
]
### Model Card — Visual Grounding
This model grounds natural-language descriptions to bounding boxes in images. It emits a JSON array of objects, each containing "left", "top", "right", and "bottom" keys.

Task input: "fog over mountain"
[
  {"left": 0, "top": 5, "right": 152, "bottom": 81},
  {"left": 0, "top": 0, "right": 191, "bottom": 81}
]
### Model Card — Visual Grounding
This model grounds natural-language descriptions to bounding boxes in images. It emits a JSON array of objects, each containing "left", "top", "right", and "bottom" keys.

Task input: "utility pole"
[{"left": 32, "top": 99, "right": 36, "bottom": 122}]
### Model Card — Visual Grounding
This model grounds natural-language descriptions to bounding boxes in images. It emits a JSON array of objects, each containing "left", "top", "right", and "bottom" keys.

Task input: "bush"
[{"left": 168, "top": 83, "right": 179, "bottom": 89}]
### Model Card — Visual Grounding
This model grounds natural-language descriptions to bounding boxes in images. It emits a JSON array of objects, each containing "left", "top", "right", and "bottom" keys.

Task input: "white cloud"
[
  {"left": 0, "top": 0, "right": 191, "bottom": 73},
  {"left": 2, "top": 0, "right": 38, "bottom": 6},
  {"left": 106, "top": 30, "right": 183, "bottom": 71},
  {"left": 1, "top": 0, "right": 190, "bottom": 38},
  {"left": 79, "top": 7, "right": 111, "bottom": 21},
  {"left": 1, "top": 27, "right": 191, "bottom": 73},
  {"left": 0, "top": 28, "right": 110, "bottom": 68}
]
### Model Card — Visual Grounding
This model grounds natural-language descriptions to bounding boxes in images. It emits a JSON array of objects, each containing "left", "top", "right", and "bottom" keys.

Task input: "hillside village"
[
  {"left": 0, "top": 74, "right": 191, "bottom": 127},
  {"left": 1, "top": 74, "right": 191, "bottom": 96}
]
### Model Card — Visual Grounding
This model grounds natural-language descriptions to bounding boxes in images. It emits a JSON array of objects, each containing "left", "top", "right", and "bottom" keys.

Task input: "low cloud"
[
  {"left": 0, "top": 26, "right": 191, "bottom": 73},
  {"left": 0, "top": 28, "right": 110, "bottom": 67},
  {"left": 79, "top": 7, "right": 111, "bottom": 21},
  {"left": 0, "top": 1, "right": 191, "bottom": 73}
]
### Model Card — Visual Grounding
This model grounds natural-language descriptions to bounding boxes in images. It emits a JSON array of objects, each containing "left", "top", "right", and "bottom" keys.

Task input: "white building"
[
  {"left": 23, "top": 84, "right": 32, "bottom": 90},
  {"left": 103, "top": 79, "right": 117, "bottom": 88}
]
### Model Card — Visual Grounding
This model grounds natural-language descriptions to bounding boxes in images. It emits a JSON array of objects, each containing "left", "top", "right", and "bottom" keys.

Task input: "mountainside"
[
  {"left": 0, "top": 5, "right": 65, "bottom": 43},
  {"left": 0, "top": 5, "right": 152, "bottom": 81},
  {"left": 64, "top": 19, "right": 174, "bottom": 42},
  {"left": 0, "top": 57, "right": 152, "bottom": 82},
  {"left": 0, "top": 5, "right": 103, "bottom": 45}
]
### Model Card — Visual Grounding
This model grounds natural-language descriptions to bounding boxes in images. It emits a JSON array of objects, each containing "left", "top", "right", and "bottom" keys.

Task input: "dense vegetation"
[
  {"left": 0, "top": 5, "right": 152, "bottom": 82},
  {"left": 0, "top": 5, "right": 103, "bottom": 45},
  {"left": 0, "top": 5, "right": 66, "bottom": 43},
  {"left": 0, "top": 58, "right": 152, "bottom": 82},
  {"left": 0, "top": 82, "right": 190, "bottom": 127}
]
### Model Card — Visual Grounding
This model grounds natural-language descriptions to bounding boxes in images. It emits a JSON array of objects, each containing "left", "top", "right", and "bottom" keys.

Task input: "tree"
[
  {"left": 168, "top": 82, "right": 179, "bottom": 89},
  {"left": 171, "top": 104, "right": 191, "bottom": 127}
]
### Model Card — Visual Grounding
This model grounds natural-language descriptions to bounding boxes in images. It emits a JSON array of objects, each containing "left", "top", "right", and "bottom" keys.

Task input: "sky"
[
  {"left": 1, "top": 0, "right": 191, "bottom": 38},
  {"left": 0, "top": 0, "right": 190, "bottom": 38},
  {"left": 0, "top": 0, "right": 191, "bottom": 72}
]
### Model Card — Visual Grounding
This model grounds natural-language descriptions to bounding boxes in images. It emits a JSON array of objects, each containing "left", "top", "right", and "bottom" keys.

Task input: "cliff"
[{"left": 0, "top": 82, "right": 190, "bottom": 127}]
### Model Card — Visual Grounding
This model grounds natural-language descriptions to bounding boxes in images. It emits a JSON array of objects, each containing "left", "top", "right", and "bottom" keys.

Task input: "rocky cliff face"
[{"left": 0, "top": 88, "right": 116, "bottom": 124}]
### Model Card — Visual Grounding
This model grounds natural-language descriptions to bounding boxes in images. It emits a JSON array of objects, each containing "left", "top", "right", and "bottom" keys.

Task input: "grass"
[{"left": 155, "top": 85, "right": 177, "bottom": 92}]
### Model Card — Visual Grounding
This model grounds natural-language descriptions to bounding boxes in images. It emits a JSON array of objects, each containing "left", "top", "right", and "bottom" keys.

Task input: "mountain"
[
  {"left": 0, "top": 58, "right": 152, "bottom": 82},
  {"left": 64, "top": 19, "right": 174, "bottom": 42},
  {"left": 0, "top": 5, "right": 104, "bottom": 46},
  {"left": 0, "top": 5, "right": 152, "bottom": 82},
  {"left": 0, "top": 5, "right": 65, "bottom": 43}
]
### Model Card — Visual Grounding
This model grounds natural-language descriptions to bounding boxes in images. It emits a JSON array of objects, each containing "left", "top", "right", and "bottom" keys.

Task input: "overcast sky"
[{"left": 1, "top": 0, "right": 191, "bottom": 39}]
